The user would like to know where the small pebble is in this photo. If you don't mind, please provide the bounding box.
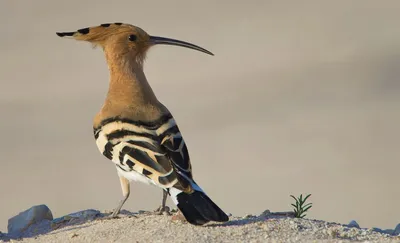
[394,223,400,235]
[8,204,53,236]
[348,220,360,228]
[260,209,271,217]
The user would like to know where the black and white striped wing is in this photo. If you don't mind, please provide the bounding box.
[94,115,194,191]
[110,139,179,188]
[160,128,194,192]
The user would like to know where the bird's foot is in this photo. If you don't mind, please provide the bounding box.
[102,195,130,220]
[97,211,120,221]
[103,209,121,219]
[153,205,171,215]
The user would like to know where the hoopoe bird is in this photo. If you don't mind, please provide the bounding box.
[56,23,229,225]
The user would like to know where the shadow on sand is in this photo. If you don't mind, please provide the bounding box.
[206,210,297,227]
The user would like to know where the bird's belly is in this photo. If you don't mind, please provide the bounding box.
[116,166,157,186]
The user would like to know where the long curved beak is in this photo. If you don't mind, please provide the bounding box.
[149,36,214,56]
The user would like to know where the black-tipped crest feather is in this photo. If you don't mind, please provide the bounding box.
[56,31,75,37]
[55,23,128,39]
[77,28,90,34]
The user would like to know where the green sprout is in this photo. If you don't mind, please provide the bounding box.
[290,194,312,218]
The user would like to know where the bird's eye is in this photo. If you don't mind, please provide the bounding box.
[128,34,137,42]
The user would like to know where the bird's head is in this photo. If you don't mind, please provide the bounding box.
[56,23,213,65]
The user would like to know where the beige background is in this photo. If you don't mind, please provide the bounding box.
[0,0,399,232]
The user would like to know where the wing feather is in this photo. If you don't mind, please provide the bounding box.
[162,131,192,176]
[98,115,194,191]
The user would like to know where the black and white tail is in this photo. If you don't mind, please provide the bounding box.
[169,182,229,225]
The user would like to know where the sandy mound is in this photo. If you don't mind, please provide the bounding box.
[1,208,399,243]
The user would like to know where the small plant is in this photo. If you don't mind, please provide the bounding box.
[290,193,312,218]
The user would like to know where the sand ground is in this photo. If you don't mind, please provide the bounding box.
[2,210,400,243]
[0,0,399,234]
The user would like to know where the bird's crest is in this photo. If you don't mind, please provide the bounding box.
[56,22,137,48]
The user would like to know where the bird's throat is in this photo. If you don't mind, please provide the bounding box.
[105,57,158,108]
[93,52,162,128]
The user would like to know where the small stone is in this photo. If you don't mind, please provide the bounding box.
[70,232,78,238]
[394,223,400,235]
[260,210,271,217]
[138,210,147,214]
[8,205,53,235]
[348,220,360,228]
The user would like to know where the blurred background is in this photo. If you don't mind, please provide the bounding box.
[0,0,399,232]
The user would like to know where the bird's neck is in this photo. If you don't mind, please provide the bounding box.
[106,59,157,105]
[96,54,160,124]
